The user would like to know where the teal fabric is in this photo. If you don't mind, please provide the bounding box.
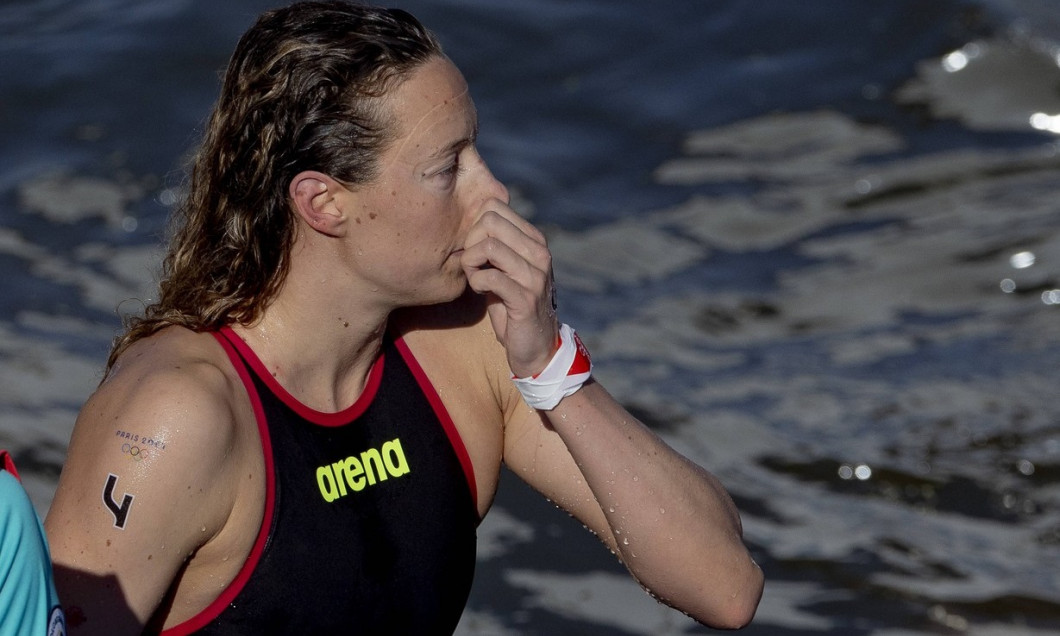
[0,469,64,636]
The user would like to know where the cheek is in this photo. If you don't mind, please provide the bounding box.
[362,186,458,245]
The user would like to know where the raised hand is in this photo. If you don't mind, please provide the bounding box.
[460,198,559,378]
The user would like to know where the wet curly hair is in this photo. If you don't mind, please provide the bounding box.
[108,1,442,370]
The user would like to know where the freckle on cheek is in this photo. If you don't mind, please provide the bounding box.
[369,212,377,220]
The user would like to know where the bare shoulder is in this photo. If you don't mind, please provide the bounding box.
[391,291,525,411]
[77,327,242,464]
[46,327,251,628]
[391,291,505,385]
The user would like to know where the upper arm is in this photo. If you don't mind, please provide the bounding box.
[45,356,241,632]
[417,296,617,545]
[396,294,621,546]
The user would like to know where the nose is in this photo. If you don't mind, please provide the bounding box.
[483,166,509,205]
[474,153,508,205]
[466,147,508,206]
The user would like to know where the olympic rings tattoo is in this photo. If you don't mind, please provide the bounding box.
[121,443,148,461]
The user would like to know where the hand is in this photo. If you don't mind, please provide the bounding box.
[461,198,559,377]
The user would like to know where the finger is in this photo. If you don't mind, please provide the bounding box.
[460,239,551,309]
[462,233,550,279]
[464,224,551,279]
[464,265,532,305]
[464,266,550,334]
[465,206,548,265]
[475,197,545,244]
[468,267,559,375]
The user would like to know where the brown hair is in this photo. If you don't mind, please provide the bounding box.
[108,1,442,370]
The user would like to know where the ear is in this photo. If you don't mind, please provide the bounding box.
[289,171,348,238]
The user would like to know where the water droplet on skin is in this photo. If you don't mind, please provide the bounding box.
[659,507,665,515]
[608,506,615,513]
[632,476,639,482]
[622,538,629,545]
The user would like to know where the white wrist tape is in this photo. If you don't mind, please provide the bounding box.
[512,323,593,410]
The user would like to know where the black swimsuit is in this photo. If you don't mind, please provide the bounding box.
[162,327,479,634]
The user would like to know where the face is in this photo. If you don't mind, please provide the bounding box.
[335,56,509,307]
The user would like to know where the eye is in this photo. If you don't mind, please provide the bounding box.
[438,161,459,178]
[434,155,468,183]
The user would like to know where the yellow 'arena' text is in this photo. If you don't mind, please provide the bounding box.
[316,438,410,502]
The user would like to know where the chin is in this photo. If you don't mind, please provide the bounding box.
[415,278,469,307]
[439,279,471,304]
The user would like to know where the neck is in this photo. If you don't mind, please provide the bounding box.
[231,281,393,414]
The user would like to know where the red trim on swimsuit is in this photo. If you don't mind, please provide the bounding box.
[214,326,385,427]
[392,336,479,516]
[161,328,478,632]
[160,332,278,635]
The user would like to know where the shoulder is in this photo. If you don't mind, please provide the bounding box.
[391,292,504,378]
[391,292,516,408]
[66,327,248,500]
[46,327,257,625]
[65,330,241,484]
[105,326,233,393]
[93,328,240,443]
[55,325,246,497]
[46,327,250,610]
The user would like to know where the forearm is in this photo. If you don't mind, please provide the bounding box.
[545,381,763,628]
[461,200,762,625]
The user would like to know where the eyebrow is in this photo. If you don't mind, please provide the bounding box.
[429,121,479,160]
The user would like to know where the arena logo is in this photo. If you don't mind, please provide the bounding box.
[315,438,410,503]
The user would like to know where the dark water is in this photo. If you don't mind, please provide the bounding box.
[3,0,1060,633]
